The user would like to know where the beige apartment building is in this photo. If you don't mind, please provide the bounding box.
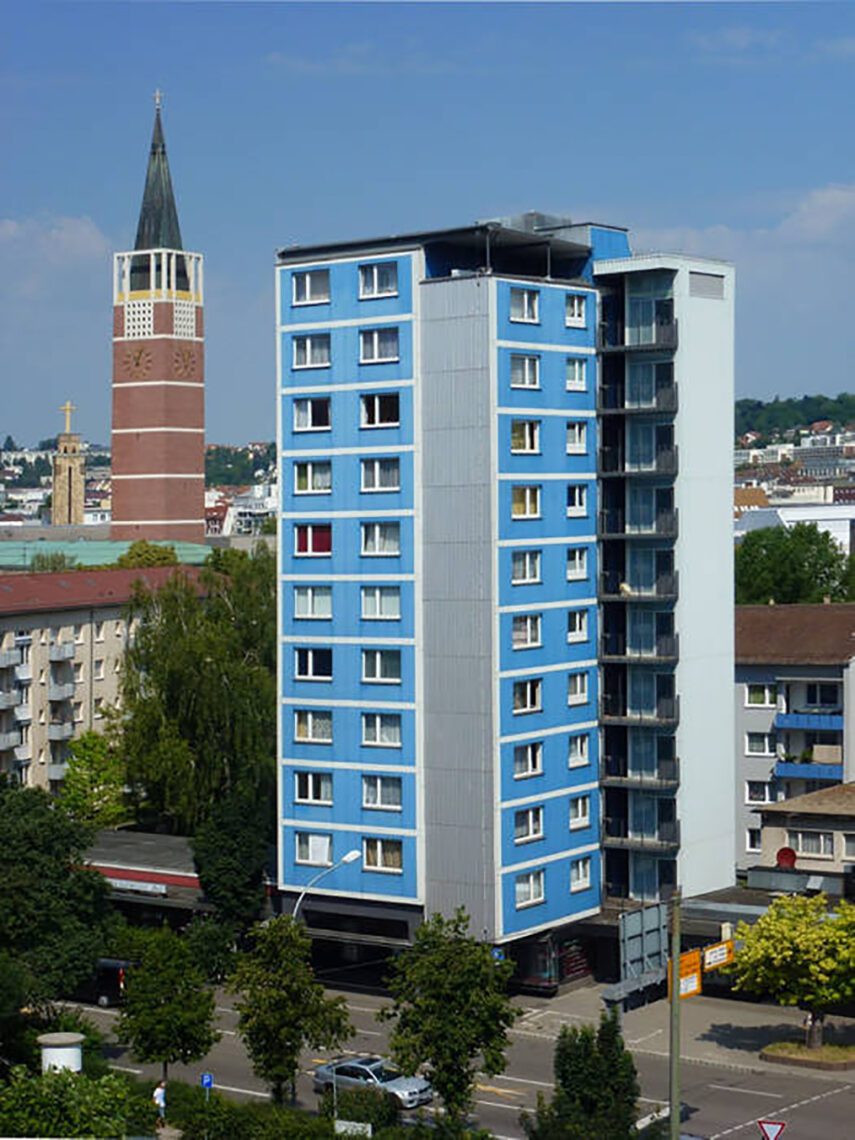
[0,567,196,790]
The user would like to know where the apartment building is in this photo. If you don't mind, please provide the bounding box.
[276,213,734,984]
[735,604,855,870]
[0,567,195,790]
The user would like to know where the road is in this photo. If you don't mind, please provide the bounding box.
[83,991,855,1139]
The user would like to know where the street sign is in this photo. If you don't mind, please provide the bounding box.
[200,1072,214,1089]
[703,939,734,972]
[757,1122,786,1140]
[668,948,702,1000]
[491,946,505,961]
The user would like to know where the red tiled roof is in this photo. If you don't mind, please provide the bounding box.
[0,566,203,617]
[736,604,855,665]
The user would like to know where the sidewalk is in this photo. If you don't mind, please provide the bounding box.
[512,984,855,1078]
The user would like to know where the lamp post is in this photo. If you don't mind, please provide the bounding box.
[292,848,361,921]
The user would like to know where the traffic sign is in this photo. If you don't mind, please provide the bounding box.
[200,1072,214,1089]
[668,948,702,1000]
[703,939,734,972]
[757,1121,786,1140]
[491,947,505,962]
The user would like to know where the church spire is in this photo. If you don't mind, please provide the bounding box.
[134,92,183,252]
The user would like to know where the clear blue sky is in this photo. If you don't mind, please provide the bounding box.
[4,2,855,445]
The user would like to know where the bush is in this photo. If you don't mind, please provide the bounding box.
[0,1066,156,1138]
[20,1010,109,1078]
[320,1084,399,1129]
[163,1081,332,1139]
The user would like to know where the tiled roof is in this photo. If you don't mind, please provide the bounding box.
[736,604,855,665]
[0,566,202,617]
[760,782,855,819]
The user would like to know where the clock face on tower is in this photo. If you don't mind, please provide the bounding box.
[124,345,153,379]
[173,345,196,378]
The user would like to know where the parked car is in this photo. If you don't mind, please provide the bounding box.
[312,1055,433,1110]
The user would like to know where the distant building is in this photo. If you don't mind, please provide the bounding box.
[52,402,85,526]
[751,783,855,897]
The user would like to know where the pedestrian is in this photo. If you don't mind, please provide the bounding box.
[153,1080,166,1127]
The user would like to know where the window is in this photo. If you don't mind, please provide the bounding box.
[294,585,332,620]
[567,672,588,706]
[515,869,544,908]
[512,550,541,584]
[510,354,540,389]
[294,461,332,494]
[568,733,589,767]
[294,709,332,743]
[293,397,331,432]
[806,683,840,707]
[361,457,400,492]
[513,678,542,715]
[746,780,773,804]
[569,795,591,830]
[566,422,587,454]
[570,856,591,892]
[293,333,331,369]
[360,327,399,363]
[73,701,83,723]
[115,621,123,638]
[746,732,775,756]
[746,828,762,853]
[74,662,84,683]
[362,649,402,683]
[94,696,104,718]
[787,829,833,858]
[94,659,105,681]
[512,485,541,519]
[514,806,544,844]
[362,775,402,810]
[293,269,330,305]
[362,712,402,746]
[295,524,332,556]
[95,622,105,642]
[512,614,541,650]
[567,610,587,643]
[566,357,586,391]
[73,624,83,644]
[565,294,586,327]
[294,647,333,681]
[513,741,543,778]
[361,586,401,620]
[844,834,855,860]
[361,522,400,556]
[360,261,398,298]
[361,392,400,427]
[566,547,587,580]
[295,771,332,803]
[364,837,403,872]
[510,287,539,323]
[511,420,540,454]
[746,683,777,707]
[566,485,587,516]
[296,832,332,865]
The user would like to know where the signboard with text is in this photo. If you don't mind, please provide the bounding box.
[668,948,702,1000]
[703,939,734,972]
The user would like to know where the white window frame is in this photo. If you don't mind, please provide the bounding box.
[362,774,403,811]
[746,828,762,853]
[361,586,401,620]
[567,609,587,643]
[510,287,540,324]
[787,829,834,858]
[512,485,541,520]
[570,856,592,892]
[512,549,541,585]
[294,771,333,804]
[294,460,332,495]
[843,834,855,861]
[569,795,591,831]
[510,354,540,389]
[294,708,332,744]
[94,659,105,681]
[292,333,331,369]
[361,457,400,493]
[513,678,542,715]
[359,261,398,299]
[515,869,545,909]
[568,733,589,768]
[511,419,541,454]
[294,523,332,557]
[566,422,587,455]
[294,647,333,682]
[295,831,332,866]
[514,806,544,844]
[293,397,331,432]
[566,485,587,517]
[745,683,777,707]
[565,293,586,328]
[361,522,401,557]
[360,392,400,428]
[95,622,105,642]
[512,613,542,650]
[294,585,332,620]
[746,732,775,756]
[566,357,586,391]
[359,327,400,364]
[513,741,543,779]
[362,648,402,684]
[567,671,588,706]
[362,712,402,747]
[93,696,105,719]
[293,268,330,306]
[745,780,774,805]
[364,836,403,873]
[567,546,587,580]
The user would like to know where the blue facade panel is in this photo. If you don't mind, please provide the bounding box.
[279,255,415,326]
[498,416,595,476]
[499,728,598,802]
[499,666,598,739]
[282,581,415,640]
[500,789,599,867]
[287,644,415,704]
[282,834,418,900]
[498,348,596,411]
[497,479,597,542]
[281,453,414,515]
[281,388,414,452]
[773,761,843,782]
[498,605,597,673]
[774,712,844,731]
[280,518,415,577]
[495,279,596,348]
[281,323,413,388]
[497,542,598,607]
[282,706,416,767]
[500,852,601,938]
[283,768,417,833]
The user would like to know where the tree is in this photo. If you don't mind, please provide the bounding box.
[59,730,129,831]
[2,434,18,451]
[117,927,219,1080]
[192,787,271,933]
[116,540,178,568]
[231,916,351,1105]
[730,893,855,1047]
[28,551,76,572]
[0,1066,156,1138]
[735,523,849,604]
[0,780,112,1006]
[379,908,517,1127]
[182,917,236,984]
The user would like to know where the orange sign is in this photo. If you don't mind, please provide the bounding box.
[668,948,702,1000]
[703,939,734,973]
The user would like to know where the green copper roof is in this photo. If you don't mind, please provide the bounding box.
[134,106,183,252]
[0,540,210,570]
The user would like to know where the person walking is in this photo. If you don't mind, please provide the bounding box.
[152,1080,166,1127]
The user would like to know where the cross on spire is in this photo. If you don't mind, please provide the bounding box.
[154,88,163,111]
[59,400,77,434]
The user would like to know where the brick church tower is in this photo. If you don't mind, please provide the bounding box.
[111,95,204,542]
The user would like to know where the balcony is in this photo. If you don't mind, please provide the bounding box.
[48,682,75,702]
[774,710,843,732]
[597,319,678,354]
[14,704,31,723]
[599,634,679,664]
[13,662,31,682]
[774,759,843,783]
[602,816,681,851]
[0,690,21,710]
[47,721,74,742]
[0,649,22,668]
[601,754,680,790]
[598,509,679,541]
[597,382,679,416]
[48,642,75,663]
[0,730,22,751]
[598,446,679,479]
[13,742,31,763]
[600,694,680,728]
[599,571,679,602]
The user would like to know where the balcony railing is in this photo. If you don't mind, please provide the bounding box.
[602,816,681,850]
[598,509,679,540]
[597,383,679,415]
[48,682,75,702]
[0,690,22,710]
[47,721,74,742]
[774,710,844,732]
[600,694,680,727]
[48,642,75,663]
[13,662,31,682]
[601,754,680,789]
[773,759,843,783]
[597,319,678,354]
[0,649,22,668]
[14,704,31,723]
[599,634,679,663]
[0,730,23,751]
[599,571,679,602]
[13,742,31,763]
[598,446,679,479]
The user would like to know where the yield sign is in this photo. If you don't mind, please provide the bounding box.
[757,1122,786,1140]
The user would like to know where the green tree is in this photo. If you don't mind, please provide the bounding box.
[192,788,271,934]
[735,523,849,604]
[2,434,18,451]
[730,893,855,1047]
[116,539,178,568]
[28,551,77,572]
[0,781,112,1006]
[117,927,219,1080]
[182,917,236,984]
[379,908,517,1128]
[0,1066,156,1138]
[231,916,351,1105]
[59,730,129,830]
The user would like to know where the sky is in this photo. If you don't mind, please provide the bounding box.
[4,1,855,446]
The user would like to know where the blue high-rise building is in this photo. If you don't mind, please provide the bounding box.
[275,213,734,987]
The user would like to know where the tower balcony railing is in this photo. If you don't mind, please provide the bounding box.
[598,446,679,478]
[597,382,679,415]
[602,817,681,851]
[599,571,679,602]
[114,249,204,305]
[599,634,679,664]
[598,509,679,541]
[600,754,680,789]
[597,319,678,354]
[600,694,680,728]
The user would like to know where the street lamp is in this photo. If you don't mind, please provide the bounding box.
[292,848,361,921]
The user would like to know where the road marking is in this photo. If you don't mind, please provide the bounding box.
[219,1029,236,1036]
[709,1084,783,1099]
[213,1082,269,1099]
[347,1004,383,1014]
[476,1083,522,1099]
[109,1064,142,1075]
[709,1084,848,1138]
[477,1098,527,1111]
[628,1028,664,1045]
[484,1074,552,1089]
[216,1005,237,1014]
[356,1028,383,1037]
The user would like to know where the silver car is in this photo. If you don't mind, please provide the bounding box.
[312,1055,434,1110]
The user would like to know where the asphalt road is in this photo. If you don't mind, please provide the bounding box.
[82,993,855,1139]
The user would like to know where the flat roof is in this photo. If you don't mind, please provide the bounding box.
[736,603,855,665]
[88,829,196,876]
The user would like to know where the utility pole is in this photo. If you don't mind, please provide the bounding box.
[669,886,682,1140]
